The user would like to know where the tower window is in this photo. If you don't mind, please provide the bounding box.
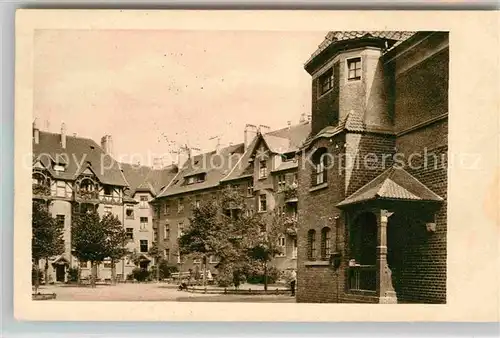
[318,68,334,95]
[347,57,362,81]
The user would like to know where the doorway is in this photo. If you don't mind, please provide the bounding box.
[55,265,66,282]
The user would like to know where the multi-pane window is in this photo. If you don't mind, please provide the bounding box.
[140,217,148,230]
[318,68,334,95]
[56,214,65,227]
[209,255,220,264]
[277,175,286,191]
[292,173,298,186]
[259,160,268,179]
[164,223,170,240]
[164,201,170,215]
[79,261,88,268]
[347,57,362,81]
[140,240,148,253]
[307,229,317,260]
[320,227,332,260]
[177,251,182,264]
[177,198,184,213]
[259,194,267,212]
[312,148,328,186]
[103,259,112,268]
[126,228,133,240]
[292,238,298,259]
[277,236,286,257]
[125,207,134,219]
[194,197,201,209]
[247,181,254,196]
[177,223,184,238]
[56,181,66,197]
[139,196,148,209]
[165,249,170,260]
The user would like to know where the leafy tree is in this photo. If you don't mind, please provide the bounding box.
[32,201,65,293]
[72,210,108,287]
[148,241,162,281]
[179,186,263,289]
[102,213,128,284]
[247,209,287,291]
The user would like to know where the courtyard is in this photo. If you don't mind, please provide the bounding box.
[35,283,296,303]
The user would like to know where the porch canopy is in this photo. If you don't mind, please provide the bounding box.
[337,166,443,208]
[336,166,443,303]
[50,254,70,266]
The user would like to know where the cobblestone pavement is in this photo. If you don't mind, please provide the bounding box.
[37,283,296,302]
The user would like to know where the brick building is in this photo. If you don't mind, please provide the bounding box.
[296,31,448,303]
[32,122,177,282]
[152,121,311,278]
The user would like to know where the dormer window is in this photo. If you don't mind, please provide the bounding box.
[186,173,206,185]
[318,68,334,95]
[53,163,66,172]
[347,57,362,81]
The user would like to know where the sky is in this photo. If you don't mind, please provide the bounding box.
[33,29,327,166]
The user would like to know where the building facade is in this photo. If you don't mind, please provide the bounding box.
[152,121,311,279]
[32,122,177,283]
[296,31,448,303]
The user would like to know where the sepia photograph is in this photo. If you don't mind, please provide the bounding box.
[29,28,449,304]
[14,9,499,322]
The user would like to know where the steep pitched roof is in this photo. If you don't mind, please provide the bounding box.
[337,166,443,207]
[305,31,415,72]
[33,131,128,186]
[222,122,311,182]
[157,143,245,198]
[119,162,178,197]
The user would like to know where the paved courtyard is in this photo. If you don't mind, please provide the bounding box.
[36,283,296,302]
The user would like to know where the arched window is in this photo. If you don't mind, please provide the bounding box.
[320,227,332,260]
[311,148,328,186]
[307,229,317,260]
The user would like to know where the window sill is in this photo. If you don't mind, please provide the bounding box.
[309,183,328,193]
[304,261,330,266]
[139,229,148,232]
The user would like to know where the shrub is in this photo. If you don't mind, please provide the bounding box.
[215,267,233,287]
[150,261,179,280]
[131,268,150,282]
[246,266,281,284]
[67,267,79,282]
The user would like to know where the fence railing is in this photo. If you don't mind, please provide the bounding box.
[348,265,376,292]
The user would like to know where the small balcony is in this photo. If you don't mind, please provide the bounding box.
[32,183,51,199]
[75,189,99,202]
[283,215,298,237]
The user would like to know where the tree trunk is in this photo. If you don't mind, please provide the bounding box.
[90,261,97,288]
[44,258,49,286]
[77,266,81,285]
[34,259,40,294]
[264,261,268,292]
[156,257,160,282]
[202,255,207,293]
[111,259,117,285]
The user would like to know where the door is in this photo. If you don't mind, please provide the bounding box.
[56,265,66,282]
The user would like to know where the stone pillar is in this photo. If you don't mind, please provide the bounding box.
[376,209,397,304]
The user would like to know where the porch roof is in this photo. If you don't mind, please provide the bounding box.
[337,166,443,207]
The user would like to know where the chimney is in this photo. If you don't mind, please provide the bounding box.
[287,121,292,130]
[299,113,306,123]
[60,122,67,149]
[244,124,258,151]
[101,135,113,156]
[33,118,40,144]
[258,124,270,134]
